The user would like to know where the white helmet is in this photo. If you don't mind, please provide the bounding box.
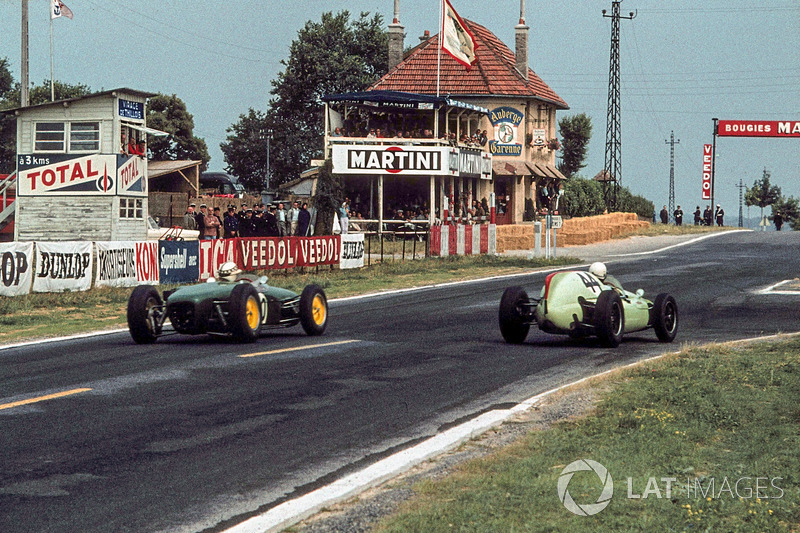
[217,261,242,281]
[589,262,607,281]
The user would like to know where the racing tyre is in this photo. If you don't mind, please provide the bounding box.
[594,290,624,348]
[653,293,678,343]
[499,286,531,344]
[229,284,262,343]
[300,285,328,336]
[127,285,163,344]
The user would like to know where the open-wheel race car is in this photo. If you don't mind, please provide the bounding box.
[499,262,678,347]
[127,262,328,344]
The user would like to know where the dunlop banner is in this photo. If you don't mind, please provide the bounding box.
[0,242,34,296]
[33,241,93,292]
[340,233,365,269]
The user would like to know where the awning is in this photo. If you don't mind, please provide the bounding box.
[322,90,489,115]
[492,160,567,179]
[124,122,169,137]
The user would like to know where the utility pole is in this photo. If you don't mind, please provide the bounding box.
[735,179,746,228]
[602,1,635,212]
[665,131,679,221]
[21,0,30,106]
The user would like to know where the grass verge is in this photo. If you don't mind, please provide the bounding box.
[615,224,740,239]
[0,254,578,344]
[376,338,800,532]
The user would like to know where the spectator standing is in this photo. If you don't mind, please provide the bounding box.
[265,205,279,236]
[289,201,300,235]
[201,205,220,239]
[774,211,783,231]
[212,207,224,239]
[673,205,683,226]
[239,209,256,237]
[277,202,288,236]
[183,204,197,230]
[195,204,208,237]
[223,207,239,238]
[703,205,712,226]
[693,206,702,225]
[338,198,350,234]
[297,203,311,237]
[715,204,725,226]
[659,205,669,224]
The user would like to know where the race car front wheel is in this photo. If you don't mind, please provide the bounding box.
[300,285,328,336]
[127,285,164,344]
[653,293,678,343]
[595,290,624,348]
[499,286,531,344]
[229,284,262,343]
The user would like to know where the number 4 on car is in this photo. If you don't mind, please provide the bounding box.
[127,262,328,343]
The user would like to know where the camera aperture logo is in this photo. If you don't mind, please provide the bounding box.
[557,459,614,516]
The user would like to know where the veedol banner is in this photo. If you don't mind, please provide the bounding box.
[340,233,365,269]
[238,236,341,270]
[95,241,137,287]
[0,242,34,296]
[33,241,93,292]
[199,238,237,280]
[159,240,199,284]
[702,144,712,200]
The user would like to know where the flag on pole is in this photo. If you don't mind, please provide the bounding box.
[440,0,477,70]
[51,0,74,20]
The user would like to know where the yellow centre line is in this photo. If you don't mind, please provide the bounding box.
[0,388,92,411]
[239,339,361,359]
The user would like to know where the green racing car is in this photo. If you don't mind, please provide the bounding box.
[499,262,678,347]
[127,261,328,344]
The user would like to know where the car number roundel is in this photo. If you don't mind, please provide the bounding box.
[258,293,269,325]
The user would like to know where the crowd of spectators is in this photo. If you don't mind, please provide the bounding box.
[330,124,489,148]
[183,201,313,239]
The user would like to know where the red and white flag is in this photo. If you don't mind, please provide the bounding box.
[51,0,74,20]
[440,0,477,70]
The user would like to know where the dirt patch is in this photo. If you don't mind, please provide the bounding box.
[292,385,606,533]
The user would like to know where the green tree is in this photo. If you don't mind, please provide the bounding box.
[220,109,271,191]
[562,176,605,218]
[223,11,387,187]
[557,113,592,178]
[744,168,781,223]
[617,187,655,219]
[771,196,800,231]
[145,93,210,171]
[0,75,92,172]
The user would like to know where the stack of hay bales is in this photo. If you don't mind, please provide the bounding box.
[495,213,649,252]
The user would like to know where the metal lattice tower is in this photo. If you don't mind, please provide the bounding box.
[665,131,679,219]
[602,1,635,211]
[736,179,746,227]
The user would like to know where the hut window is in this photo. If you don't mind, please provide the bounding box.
[69,122,100,152]
[34,122,65,152]
[120,198,144,219]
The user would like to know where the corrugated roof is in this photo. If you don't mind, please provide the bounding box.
[371,20,568,109]
[148,160,201,179]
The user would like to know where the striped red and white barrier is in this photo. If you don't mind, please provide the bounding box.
[430,224,496,256]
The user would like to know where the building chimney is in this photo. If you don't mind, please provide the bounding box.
[388,0,405,71]
[420,30,431,43]
[515,0,529,79]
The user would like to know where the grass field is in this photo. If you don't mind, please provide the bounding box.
[376,338,800,532]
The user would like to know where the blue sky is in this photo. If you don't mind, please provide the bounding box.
[1,0,798,218]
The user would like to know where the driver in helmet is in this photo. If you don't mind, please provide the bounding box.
[589,262,623,292]
[216,261,243,282]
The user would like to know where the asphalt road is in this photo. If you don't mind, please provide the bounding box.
[1,230,798,532]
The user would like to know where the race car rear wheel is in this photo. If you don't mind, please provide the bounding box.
[653,293,679,343]
[499,286,531,344]
[300,285,328,336]
[229,284,262,343]
[127,285,163,344]
[595,290,624,348]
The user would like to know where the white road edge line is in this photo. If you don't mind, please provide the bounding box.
[223,331,800,533]
[0,231,740,352]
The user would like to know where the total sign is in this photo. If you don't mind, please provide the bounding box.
[117,155,147,196]
[17,154,117,196]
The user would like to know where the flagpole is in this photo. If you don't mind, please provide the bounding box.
[50,10,55,101]
[436,0,443,97]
